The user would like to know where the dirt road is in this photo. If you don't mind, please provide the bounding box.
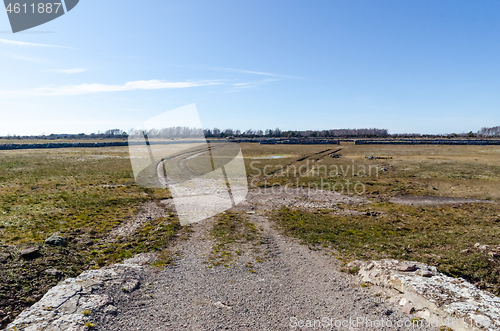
[93,190,436,330]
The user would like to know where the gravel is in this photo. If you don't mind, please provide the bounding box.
[93,190,437,330]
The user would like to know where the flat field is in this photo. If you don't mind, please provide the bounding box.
[0,142,499,326]
[241,142,500,295]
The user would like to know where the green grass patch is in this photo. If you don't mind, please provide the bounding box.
[0,149,179,327]
[272,202,500,295]
[208,212,261,267]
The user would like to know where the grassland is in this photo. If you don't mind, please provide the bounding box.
[240,143,500,200]
[0,147,179,326]
[239,142,500,295]
[0,141,499,326]
[272,204,500,295]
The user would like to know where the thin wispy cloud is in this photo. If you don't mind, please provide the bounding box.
[54,68,87,74]
[227,79,278,93]
[0,80,222,97]
[211,66,299,79]
[0,38,73,49]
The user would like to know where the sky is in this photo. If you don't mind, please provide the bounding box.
[1,0,500,135]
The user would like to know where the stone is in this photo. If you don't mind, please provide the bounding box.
[347,260,363,270]
[415,310,430,319]
[103,305,117,316]
[402,302,415,314]
[7,255,148,331]
[470,314,492,328]
[488,252,499,258]
[418,269,434,277]
[45,233,66,246]
[213,301,232,309]
[358,259,500,330]
[397,263,417,272]
[475,243,489,250]
[20,246,40,259]
[460,249,470,253]
[45,269,63,277]
[78,294,113,312]
[121,279,140,293]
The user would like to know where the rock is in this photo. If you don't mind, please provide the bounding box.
[470,314,492,328]
[103,305,118,316]
[45,269,62,277]
[122,279,140,293]
[402,302,415,314]
[213,301,232,309]
[7,254,148,331]
[20,246,39,259]
[418,268,434,277]
[488,251,498,258]
[415,310,431,319]
[45,233,66,246]
[475,243,489,250]
[358,259,500,330]
[460,249,470,253]
[397,263,417,272]
[381,168,388,172]
[347,260,363,270]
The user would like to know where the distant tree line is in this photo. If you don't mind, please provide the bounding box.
[478,126,500,137]
[4,125,500,140]
[0,129,127,140]
[129,127,205,139]
[203,128,389,138]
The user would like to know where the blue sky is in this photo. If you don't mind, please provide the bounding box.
[1,0,500,135]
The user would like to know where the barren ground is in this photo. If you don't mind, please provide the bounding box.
[92,189,437,330]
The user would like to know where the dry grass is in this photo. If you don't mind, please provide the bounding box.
[273,202,500,295]
[240,143,500,200]
[0,147,177,327]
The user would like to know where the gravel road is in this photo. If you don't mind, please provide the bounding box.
[91,189,437,331]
